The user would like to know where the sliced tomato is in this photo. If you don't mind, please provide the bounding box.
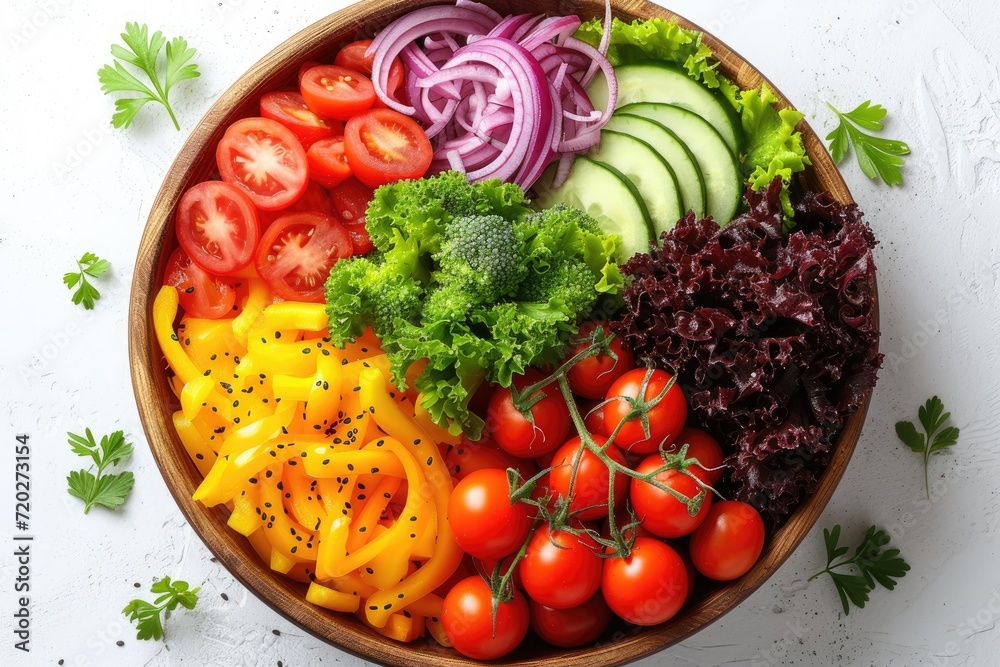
[254,211,352,302]
[217,117,309,211]
[297,60,322,85]
[345,225,374,255]
[257,180,333,228]
[260,91,336,149]
[306,136,352,189]
[334,40,405,103]
[164,247,237,319]
[330,177,375,254]
[344,108,433,188]
[299,65,376,122]
[176,180,259,275]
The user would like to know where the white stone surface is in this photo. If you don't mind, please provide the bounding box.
[2,0,999,665]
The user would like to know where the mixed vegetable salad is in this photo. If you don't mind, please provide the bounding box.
[153,0,880,658]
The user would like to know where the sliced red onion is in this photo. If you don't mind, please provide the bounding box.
[455,0,504,24]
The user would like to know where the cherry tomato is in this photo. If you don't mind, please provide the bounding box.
[297,60,322,85]
[602,368,688,455]
[584,401,606,434]
[164,247,237,319]
[530,593,612,648]
[254,211,352,302]
[329,177,375,254]
[566,322,635,399]
[175,180,259,276]
[300,65,376,121]
[260,91,335,148]
[334,39,405,102]
[630,456,712,539]
[442,576,529,660]
[344,108,433,188]
[445,438,537,483]
[447,468,533,561]
[665,427,726,485]
[216,117,309,211]
[475,554,524,591]
[305,136,350,190]
[257,180,333,228]
[345,224,374,255]
[487,369,571,459]
[520,525,602,610]
[602,537,688,626]
[689,500,765,581]
[548,435,628,521]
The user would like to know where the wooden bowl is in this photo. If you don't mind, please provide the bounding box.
[129,0,875,664]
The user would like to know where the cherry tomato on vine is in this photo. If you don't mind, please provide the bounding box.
[601,537,688,626]
[488,369,571,458]
[216,117,309,211]
[164,247,237,319]
[442,576,529,660]
[254,211,352,302]
[689,500,765,581]
[547,435,628,521]
[300,65,376,121]
[445,438,537,483]
[176,180,259,275]
[520,525,602,609]
[447,468,533,561]
[530,593,612,648]
[629,455,712,539]
[344,108,433,188]
[664,427,726,485]
[602,368,687,455]
[566,322,635,399]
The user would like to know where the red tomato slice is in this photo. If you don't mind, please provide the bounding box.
[176,180,259,275]
[329,177,375,254]
[334,40,405,103]
[164,246,237,319]
[260,91,335,149]
[216,117,309,211]
[344,108,433,188]
[300,65,376,122]
[297,60,322,85]
[257,180,333,228]
[306,136,352,189]
[254,212,352,302]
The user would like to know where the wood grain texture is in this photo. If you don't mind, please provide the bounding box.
[128,1,877,665]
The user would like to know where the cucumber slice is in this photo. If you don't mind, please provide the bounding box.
[588,62,743,155]
[589,130,683,239]
[620,102,742,224]
[604,114,707,219]
[534,156,653,261]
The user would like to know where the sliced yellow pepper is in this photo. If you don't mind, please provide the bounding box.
[153,286,203,386]
[259,464,318,564]
[283,462,327,534]
[232,278,270,346]
[179,316,246,380]
[172,411,216,477]
[227,479,260,537]
[262,301,328,332]
[306,582,360,613]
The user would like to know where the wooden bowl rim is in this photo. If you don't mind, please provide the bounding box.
[128,1,875,665]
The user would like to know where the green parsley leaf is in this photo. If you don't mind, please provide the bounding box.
[124,577,201,641]
[826,101,910,186]
[98,22,200,130]
[895,396,960,497]
[64,252,112,310]
[809,525,909,615]
[65,430,135,513]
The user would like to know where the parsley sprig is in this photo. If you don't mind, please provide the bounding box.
[64,252,112,310]
[809,525,909,615]
[895,396,960,498]
[826,101,910,186]
[123,577,200,641]
[66,429,135,513]
[98,22,200,130]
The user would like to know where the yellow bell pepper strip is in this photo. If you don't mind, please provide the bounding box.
[300,450,406,480]
[330,571,445,619]
[306,582,361,613]
[227,479,261,537]
[359,524,410,590]
[341,355,393,388]
[305,351,344,431]
[263,301,328,332]
[172,411,216,477]
[154,286,201,384]
[270,548,298,574]
[357,608,424,642]
[358,368,463,628]
[272,375,313,402]
[218,405,294,458]
[180,375,215,421]
[247,329,328,378]
[283,462,327,534]
[285,561,317,583]
[245,523,273,564]
[344,476,403,555]
[410,504,437,561]
[232,278,270,346]
[316,478,347,517]
[315,515,352,581]
[414,398,461,445]
[425,616,451,647]
[179,316,247,380]
[338,326,385,362]
[259,463,318,564]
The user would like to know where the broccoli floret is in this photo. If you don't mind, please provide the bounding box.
[518,259,598,316]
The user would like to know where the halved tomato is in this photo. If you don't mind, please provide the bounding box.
[176,180,259,275]
[260,91,336,148]
[164,247,237,319]
[257,180,333,228]
[334,40,405,103]
[216,117,309,211]
[300,65,376,122]
[344,108,433,188]
[254,212,353,302]
[297,60,322,85]
[330,178,375,254]
[307,136,352,189]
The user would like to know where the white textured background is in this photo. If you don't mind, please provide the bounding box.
[2,0,999,665]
